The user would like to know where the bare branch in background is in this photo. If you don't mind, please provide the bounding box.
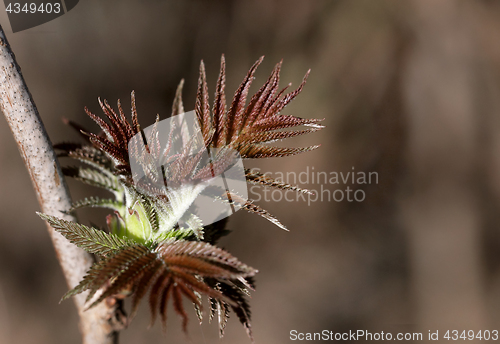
[402,0,486,332]
[0,25,120,344]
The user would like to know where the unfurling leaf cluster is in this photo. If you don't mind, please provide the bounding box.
[39,55,323,340]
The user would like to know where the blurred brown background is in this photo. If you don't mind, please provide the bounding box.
[2,0,500,343]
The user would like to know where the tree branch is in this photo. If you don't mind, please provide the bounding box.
[0,25,120,344]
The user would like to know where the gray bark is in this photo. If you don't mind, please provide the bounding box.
[0,25,118,344]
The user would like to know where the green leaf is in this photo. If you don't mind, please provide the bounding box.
[69,196,124,212]
[37,212,131,256]
[62,166,122,194]
[66,146,113,172]
[138,195,159,232]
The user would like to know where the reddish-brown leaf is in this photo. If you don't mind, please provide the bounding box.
[212,55,227,147]
[226,56,264,144]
